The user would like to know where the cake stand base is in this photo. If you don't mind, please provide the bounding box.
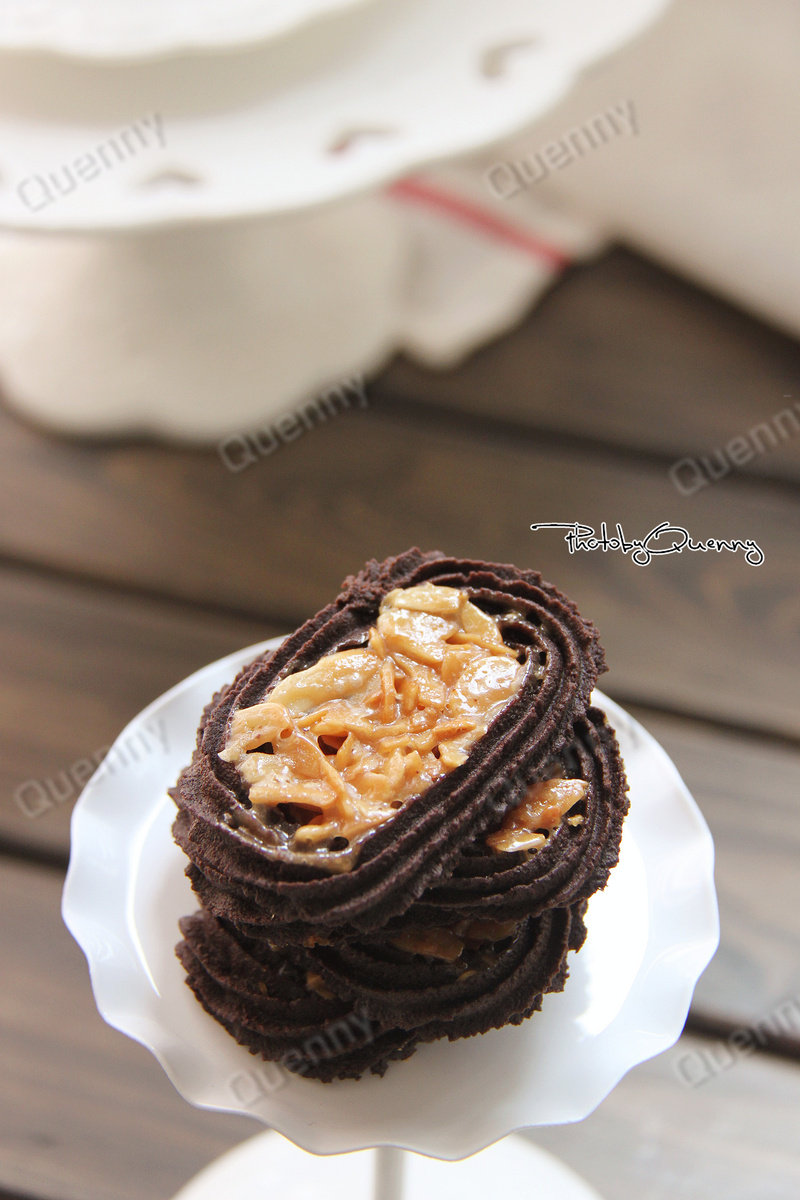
[170,1132,604,1200]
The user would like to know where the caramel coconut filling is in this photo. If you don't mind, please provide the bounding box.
[385,776,589,962]
[390,916,521,963]
[486,778,588,853]
[219,583,527,858]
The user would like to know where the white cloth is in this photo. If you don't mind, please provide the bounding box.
[477,0,800,338]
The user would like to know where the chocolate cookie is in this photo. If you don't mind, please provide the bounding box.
[172,549,607,935]
[171,549,627,1079]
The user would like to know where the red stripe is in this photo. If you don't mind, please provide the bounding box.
[387,177,572,270]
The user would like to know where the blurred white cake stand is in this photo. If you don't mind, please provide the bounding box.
[63,635,718,1199]
[169,1130,604,1200]
[0,0,669,439]
[0,0,669,231]
[0,0,376,60]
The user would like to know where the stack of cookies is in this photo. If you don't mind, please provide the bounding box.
[171,550,629,1080]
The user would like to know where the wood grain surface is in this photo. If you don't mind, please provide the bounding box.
[377,249,800,485]
[630,709,800,1031]
[0,566,274,859]
[1,401,797,736]
[532,1036,800,1200]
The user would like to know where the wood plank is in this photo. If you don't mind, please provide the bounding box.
[0,402,798,736]
[531,1034,800,1199]
[0,566,277,858]
[0,857,252,1200]
[377,249,800,484]
[627,707,800,1033]
[2,857,799,1200]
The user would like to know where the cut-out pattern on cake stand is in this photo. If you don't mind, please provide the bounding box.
[0,0,669,440]
[0,0,670,230]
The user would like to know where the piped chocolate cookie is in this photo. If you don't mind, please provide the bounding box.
[176,901,587,1081]
[172,549,607,935]
[171,549,627,1079]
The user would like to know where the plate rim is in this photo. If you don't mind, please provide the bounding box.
[63,635,719,1157]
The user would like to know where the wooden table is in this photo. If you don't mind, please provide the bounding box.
[1,248,798,1200]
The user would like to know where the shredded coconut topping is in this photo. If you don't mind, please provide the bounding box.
[219,583,527,854]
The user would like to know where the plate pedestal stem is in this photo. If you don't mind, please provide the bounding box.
[374,1147,405,1200]
[168,1133,607,1198]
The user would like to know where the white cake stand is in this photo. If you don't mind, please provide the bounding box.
[0,0,670,231]
[0,0,376,60]
[62,636,718,1199]
[0,0,669,439]
[169,1130,604,1200]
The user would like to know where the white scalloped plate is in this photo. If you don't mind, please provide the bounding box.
[0,0,375,61]
[63,635,718,1159]
[0,0,670,230]
[170,1132,605,1199]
